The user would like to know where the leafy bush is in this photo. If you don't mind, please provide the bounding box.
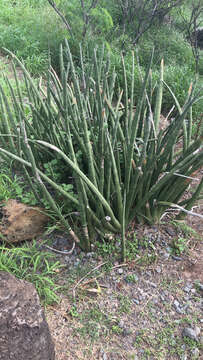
[0,43,202,260]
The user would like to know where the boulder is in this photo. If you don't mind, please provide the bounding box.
[0,199,49,243]
[0,271,55,360]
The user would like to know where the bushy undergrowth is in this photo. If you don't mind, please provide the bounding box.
[0,43,202,260]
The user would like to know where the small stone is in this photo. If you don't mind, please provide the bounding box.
[182,327,198,341]
[149,282,157,288]
[162,252,170,260]
[172,255,182,261]
[119,320,125,328]
[166,228,176,236]
[86,252,94,258]
[123,327,132,336]
[184,286,191,293]
[174,300,180,307]
[194,326,201,337]
[191,288,196,294]
[199,319,203,323]
[102,353,108,360]
[133,299,140,305]
[191,348,199,358]
[166,246,172,253]
[156,266,162,274]
[117,268,124,275]
[198,283,203,291]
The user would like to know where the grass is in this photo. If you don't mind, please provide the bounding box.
[0,240,63,305]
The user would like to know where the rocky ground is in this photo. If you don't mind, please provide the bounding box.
[45,207,203,360]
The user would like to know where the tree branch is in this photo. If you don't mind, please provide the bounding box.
[47,0,73,37]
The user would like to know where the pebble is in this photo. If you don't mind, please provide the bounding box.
[166,228,176,236]
[198,283,203,291]
[166,246,172,253]
[174,300,180,307]
[162,251,170,260]
[182,327,200,341]
[191,348,200,358]
[156,266,162,274]
[117,268,124,274]
[149,282,157,288]
[86,252,94,258]
[199,336,203,345]
[118,320,125,328]
[174,300,184,314]
[194,326,200,336]
[172,255,182,261]
[133,299,140,305]
[183,286,191,293]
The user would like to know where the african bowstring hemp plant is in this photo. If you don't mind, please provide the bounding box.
[0,41,202,261]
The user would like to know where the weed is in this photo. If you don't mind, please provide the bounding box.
[118,294,132,314]
[0,241,62,305]
[171,237,188,255]
[111,324,123,334]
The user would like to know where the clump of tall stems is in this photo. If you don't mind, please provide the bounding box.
[0,41,202,259]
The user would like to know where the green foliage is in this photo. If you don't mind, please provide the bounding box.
[90,7,114,35]
[171,237,188,255]
[0,241,61,305]
[0,1,68,74]
[0,44,202,259]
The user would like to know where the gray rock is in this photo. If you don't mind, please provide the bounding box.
[182,327,199,341]
[0,272,55,360]
[117,268,124,275]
